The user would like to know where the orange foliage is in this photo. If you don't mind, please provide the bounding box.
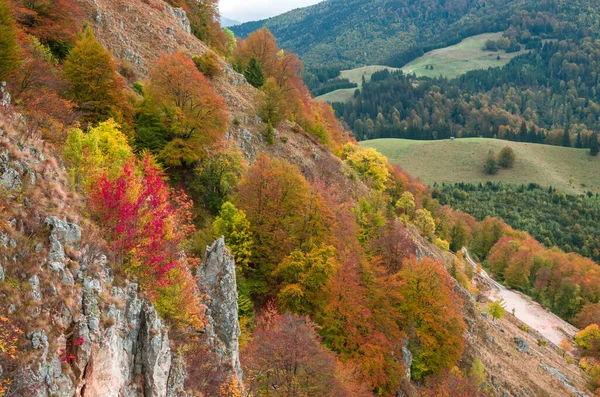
[0,313,23,396]
[147,52,228,167]
[9,0,83,58]
[243,311,358,397]
[418,368,489,397]
[235,153,333,299]
[235,27,352,151]
[398,258,467,380]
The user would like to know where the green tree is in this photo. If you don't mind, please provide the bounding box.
[274,245,339,315]
[0,1,20,81]
[213,202,253,271]
[562,125,571,147]
[498,146,516,168]
[450,221,468,252]
[469,357,486,387]
[396,191,416,219]
[193,149,243,213]
[414,208,436,237]
[63,26,127,124]
[484,151,499,175]
[488,299,506,320]
[63,119,134,188]
[590,133,599,156]
[258,77,285,125]
[244,56,266,88]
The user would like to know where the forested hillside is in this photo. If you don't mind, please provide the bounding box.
[434,182,600,263]
[1,0,600,396]
[232,0,525,70]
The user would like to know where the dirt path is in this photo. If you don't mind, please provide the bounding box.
[463,249,579,345]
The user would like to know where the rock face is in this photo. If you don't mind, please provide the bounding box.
[540,363,588,397]
[15,218,181,397]
[197,238,243,383]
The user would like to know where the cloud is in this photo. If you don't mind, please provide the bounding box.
[220,0,323,22]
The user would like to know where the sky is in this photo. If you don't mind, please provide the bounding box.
[220,0,323,23]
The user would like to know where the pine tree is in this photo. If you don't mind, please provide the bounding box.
[590,133,599,157]
[519,121,527,142]
[576,132,583,148]
[63,26,127,124]
[562,125,571,147]
[244,56,266,88]
[0,1,20,81]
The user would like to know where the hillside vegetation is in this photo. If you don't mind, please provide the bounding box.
[360,138,600,195]
[3,0,600,396]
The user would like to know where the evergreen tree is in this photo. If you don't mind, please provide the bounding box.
[63,26,127,124]
[562,125,571,147]
[576,132,583,148]
[590,133,599,156]
[527,125,538,143]
[244,56,266,88]
[0,1,20,81]
[519,121,528,142]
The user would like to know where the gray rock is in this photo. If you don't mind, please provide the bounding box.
[0,150,22,190]
[514,336,531,354]
[137,304,172,397]
[1,81,11,107]
[401,339,413,381]
[29,275,42,301]
[540,363,588,397]
[167,354,188,397]
[166,6,191,34]
[0,262,4,282]
[197,238,243,384]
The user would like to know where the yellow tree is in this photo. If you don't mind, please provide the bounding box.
[0,1,21,81]
[63,26,128,124]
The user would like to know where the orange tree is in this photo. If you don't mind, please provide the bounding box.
[146,52,227,167]
[397,258,467,380]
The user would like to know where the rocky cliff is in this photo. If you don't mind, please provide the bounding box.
[0,108,241,396]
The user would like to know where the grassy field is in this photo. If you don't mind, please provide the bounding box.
[360,138,600,195]
[317,33,528,102]
[400,32,528,79]
[316,65,399,103]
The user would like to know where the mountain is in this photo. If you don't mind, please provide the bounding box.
[231,0,527,70]
[1,0,599,396]
[220,15,240,27]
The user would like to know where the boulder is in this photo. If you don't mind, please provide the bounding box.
[514,336,531,354]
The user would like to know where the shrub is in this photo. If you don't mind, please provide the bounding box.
[488,299,506,320]
[484,151,499,175]
[193,51,221,79]
[434,237,450,251]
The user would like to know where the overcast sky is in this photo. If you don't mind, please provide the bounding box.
[220,0,323,23]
